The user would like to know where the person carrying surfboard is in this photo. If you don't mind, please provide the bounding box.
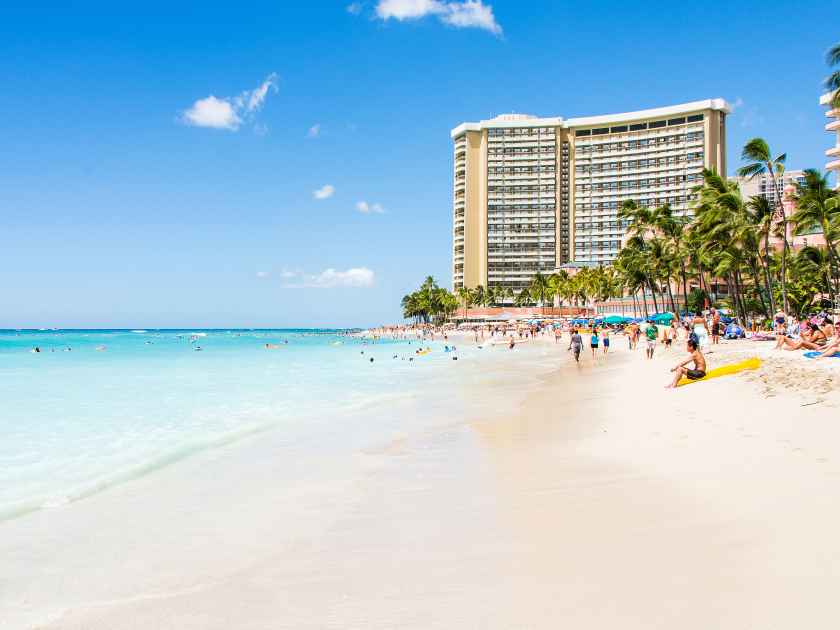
[665,338,706,389]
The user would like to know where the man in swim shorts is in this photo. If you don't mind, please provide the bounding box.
[645,321,658,359]
[666,338,707,388]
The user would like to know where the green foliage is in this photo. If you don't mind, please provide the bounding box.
[401,276,459,323]
[686,288,707,314]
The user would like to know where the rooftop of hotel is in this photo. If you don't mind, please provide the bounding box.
[451,98,732,138]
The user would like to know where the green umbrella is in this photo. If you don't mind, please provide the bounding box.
[604,315,626,325]
[652,312,675,324]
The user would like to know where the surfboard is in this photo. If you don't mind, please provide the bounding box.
[677,357,761,386]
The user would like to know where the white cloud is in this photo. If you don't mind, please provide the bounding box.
[356,200,385,214]
[307,124,321,138]
[347,2,363,14]
[280,267,375,289]
[181,73,278,131]
[182,96,241,130]
[314,184,335,200]
[375,0,501,34]
[731,96,744,110]
[256,271,270,278]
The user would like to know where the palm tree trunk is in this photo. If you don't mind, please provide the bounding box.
[647,277,659,313]
[697,262,708,299]
[767,166,789,313]
[665,276,677,314]
[761,228,776,315]
[640,285,650,318]
[632,290,638,318]
[679,260,689,317]
[749,262,769,318]
[734,269,747,324]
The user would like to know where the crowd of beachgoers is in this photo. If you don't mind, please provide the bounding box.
[364,306,840,389]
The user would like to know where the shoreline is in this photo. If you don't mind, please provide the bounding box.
[4,337,840,628]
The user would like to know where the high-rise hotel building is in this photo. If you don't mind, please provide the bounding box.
[451,99,729,292]
[820,91,840,188]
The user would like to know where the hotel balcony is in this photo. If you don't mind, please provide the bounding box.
[826,146,840,158]
[827,159,840,172]
[826,120,840,132]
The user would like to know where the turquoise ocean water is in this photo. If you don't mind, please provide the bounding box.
[0,329,532,521]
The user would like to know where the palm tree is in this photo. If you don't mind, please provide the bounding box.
[737,138,789,312]
[457,286,473,319]
[654,204,691,314]
[529,272,551,312]
[827,41,840,108]
[473,284,486,309]
[514,288,531,307]
[745,195,776,314]
[791,169,840,297]
[548,271,569,309]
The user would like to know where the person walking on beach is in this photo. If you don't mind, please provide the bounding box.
[568,328,583,363]
[645,321,658,359]
[663,323,673,350]
[601,327,610,355]
[692,312,710,349]
[590,327,599,359]
[710,309,721,345]
[666,338,707,388]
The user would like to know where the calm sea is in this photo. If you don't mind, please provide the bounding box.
[0,329,549,521]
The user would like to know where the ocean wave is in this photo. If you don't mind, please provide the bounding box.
[0,420,283,524]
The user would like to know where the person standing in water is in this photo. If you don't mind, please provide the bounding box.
[568,328,583,363]
[601,326,610,355]
[590,326,600,359]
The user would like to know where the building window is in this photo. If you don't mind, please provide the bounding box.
[687,114,704,122]
[667,117,687,126]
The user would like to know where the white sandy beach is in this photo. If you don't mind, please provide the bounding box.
[4,336,840,629]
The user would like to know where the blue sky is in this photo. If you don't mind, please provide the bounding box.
[1,1,836,328]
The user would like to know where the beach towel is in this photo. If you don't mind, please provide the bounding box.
[803,351,840,359]
[677,357,761,386]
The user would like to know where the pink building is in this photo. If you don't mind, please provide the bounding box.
[770,184,825,251]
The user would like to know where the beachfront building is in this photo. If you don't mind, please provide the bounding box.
[730,170,808,212]
[821,91,840,189]
[451,99,729,293]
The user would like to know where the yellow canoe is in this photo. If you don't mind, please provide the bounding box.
[677,357,761,387]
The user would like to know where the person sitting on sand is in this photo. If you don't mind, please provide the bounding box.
[778,321,829,351]
[774,310,787,335]
[816,321,840,358]
[666,338,707,388]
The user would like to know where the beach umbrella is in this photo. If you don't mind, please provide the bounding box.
[603,315,625,325]
[652,312,675,324]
